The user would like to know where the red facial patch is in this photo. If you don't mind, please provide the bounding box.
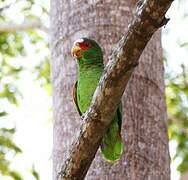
[78,42,91,50]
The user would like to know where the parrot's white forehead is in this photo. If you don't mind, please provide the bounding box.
[73,38,84,45]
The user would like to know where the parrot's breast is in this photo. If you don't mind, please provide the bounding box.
[77,67,103,114]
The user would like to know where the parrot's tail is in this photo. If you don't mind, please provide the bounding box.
[100,118,123,162]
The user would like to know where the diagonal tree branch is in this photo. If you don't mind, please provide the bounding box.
[56,0,174,179]
[0,19,49,33]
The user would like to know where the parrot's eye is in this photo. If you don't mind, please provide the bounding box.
[84,42,90,47]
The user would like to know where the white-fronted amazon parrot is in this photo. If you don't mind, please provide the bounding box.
[71,38,123,162]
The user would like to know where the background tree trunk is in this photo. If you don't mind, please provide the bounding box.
[51,0,170,179]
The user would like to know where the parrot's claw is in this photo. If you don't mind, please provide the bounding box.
[81,114,85,120]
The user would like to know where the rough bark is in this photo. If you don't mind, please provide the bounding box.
[51,0,171,179]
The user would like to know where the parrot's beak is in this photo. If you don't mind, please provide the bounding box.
[71,44,82,58]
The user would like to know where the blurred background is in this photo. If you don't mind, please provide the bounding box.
[0,0,187,179]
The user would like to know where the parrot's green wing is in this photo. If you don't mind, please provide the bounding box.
[100,102,123,162]
[72,81,82,116]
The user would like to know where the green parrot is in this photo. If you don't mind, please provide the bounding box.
[71,38,123,162]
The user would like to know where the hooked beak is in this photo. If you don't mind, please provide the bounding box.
[71,44,82,58]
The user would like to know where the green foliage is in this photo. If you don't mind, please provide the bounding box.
[163,0,188,176]
[0,126,23,179]
[0,21,24,180]
[167,65,188,173]
[0,32,24,106]
[0,129,22,153]
[31,165,40,180]
[35,58,51,94]
[0,32,25,56]
[0,0,49,179]
[0,111,8,117]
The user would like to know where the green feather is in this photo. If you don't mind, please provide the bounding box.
[100,104,123,162]
[73,38,123,162]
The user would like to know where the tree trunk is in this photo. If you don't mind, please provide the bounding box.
[51,1,170,179]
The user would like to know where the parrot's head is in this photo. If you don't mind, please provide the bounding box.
[71,38,103,65]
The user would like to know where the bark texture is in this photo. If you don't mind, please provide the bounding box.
[51,0,171,179]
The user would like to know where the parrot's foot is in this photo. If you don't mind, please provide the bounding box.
[81,113,85,120]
